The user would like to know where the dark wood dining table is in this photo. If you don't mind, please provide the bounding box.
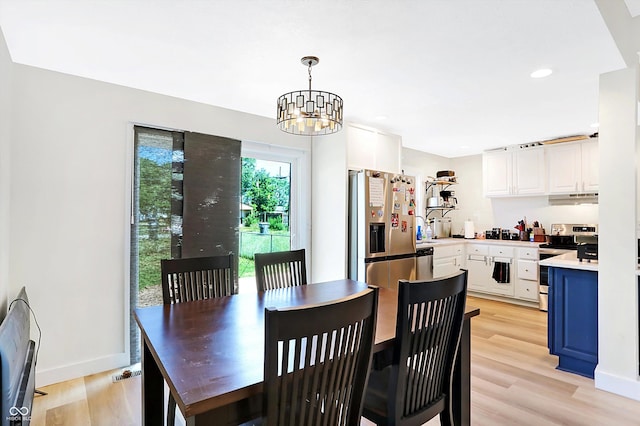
[134,279,480,426]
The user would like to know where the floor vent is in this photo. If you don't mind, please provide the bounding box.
[112,369,142,382]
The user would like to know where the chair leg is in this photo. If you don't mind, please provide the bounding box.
[439,409,452,426]
[167,395,176,426]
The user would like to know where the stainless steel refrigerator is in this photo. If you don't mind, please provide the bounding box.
[348,169,417,289]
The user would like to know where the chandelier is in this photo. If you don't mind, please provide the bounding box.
[276,56,343,136]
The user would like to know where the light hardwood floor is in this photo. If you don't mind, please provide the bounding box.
[31,296,640,425]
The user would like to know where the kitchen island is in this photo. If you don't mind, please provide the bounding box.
[540,252,598,378]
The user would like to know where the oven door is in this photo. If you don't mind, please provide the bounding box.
[538,248,574,312]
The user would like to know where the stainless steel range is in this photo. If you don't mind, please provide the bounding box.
[538,223,598,311]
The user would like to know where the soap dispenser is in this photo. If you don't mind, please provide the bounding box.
[425,224,433,240]
[416,225,422,241]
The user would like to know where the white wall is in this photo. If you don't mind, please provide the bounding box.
[596,66,640,399]
[0,29,11,317]
[488,197,599,233]
[10,63,310,386]
[401,147,453,231]
[450,155,493,235]
[311,132,348,282]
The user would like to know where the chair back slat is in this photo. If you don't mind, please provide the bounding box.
[160,254,235,304]
[255,249,307,292]
[264,287,378,426]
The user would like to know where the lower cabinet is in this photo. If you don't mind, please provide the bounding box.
[486,246,515,296]
[466,245,492,292]
[466,244,540,305]
[432,244,464,279]
[515,255,538,302]
[548,267,598,378]
[514,278,538,301]
[466,244,515,296]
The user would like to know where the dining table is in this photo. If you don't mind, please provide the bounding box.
[134,279,480,425]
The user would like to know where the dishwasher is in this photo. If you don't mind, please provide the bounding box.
[416,247,434,280]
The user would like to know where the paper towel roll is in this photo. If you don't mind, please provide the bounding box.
[464,221,475,239]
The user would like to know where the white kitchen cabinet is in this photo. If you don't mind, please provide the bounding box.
[515,279,538,301]
[514,148,546,195]
[461,243,540,306]
[483,150,512,196]
[515,247,539,302]
[581,139,599,192]
[483,147,545,197]
[347,124,401,173]
[466,245,491,292]
[432,244,464,279]
[487,245,515,296]
[547,139,598,194]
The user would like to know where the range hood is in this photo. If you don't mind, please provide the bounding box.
[548,193,598,205]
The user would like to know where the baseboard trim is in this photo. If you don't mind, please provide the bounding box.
[36,353,130,387]
[467,291,539,309]
[595,367,640,401]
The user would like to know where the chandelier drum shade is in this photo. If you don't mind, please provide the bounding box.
[277,56,343,136]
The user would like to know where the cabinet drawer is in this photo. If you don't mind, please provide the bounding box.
[467,244,489,256]
[517,247,538,260]
[515,279,538,301]
[433,244,464,259]
[517,259,538,281]
[489,246,514,258]
[433,256,459,279]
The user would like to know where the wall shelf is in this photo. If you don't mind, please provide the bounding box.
[426,180,458,218]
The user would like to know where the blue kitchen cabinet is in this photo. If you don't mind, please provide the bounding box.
[548,267,598,378]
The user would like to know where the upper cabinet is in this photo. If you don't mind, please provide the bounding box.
[347,124,401,173]
[547,139,598,194]
[580,139,599,192]
[483,150,511,196]
[483,147,546,197]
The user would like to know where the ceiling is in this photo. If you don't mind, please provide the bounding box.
[0,0,637,158]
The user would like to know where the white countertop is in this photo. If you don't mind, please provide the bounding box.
[538,251,598,272]
[416,238,542,249]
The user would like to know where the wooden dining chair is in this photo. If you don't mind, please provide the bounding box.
[362,270,468,426]
[262,286,379,426]
[160,254,235,426]
[254,249,307,292]
[161,254,235,305]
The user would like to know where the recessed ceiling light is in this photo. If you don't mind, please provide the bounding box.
[590,122,599,128]
[530,68,553,79]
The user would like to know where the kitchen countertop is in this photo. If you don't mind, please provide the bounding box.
[416,238,542,249]
[538,251,598,272]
